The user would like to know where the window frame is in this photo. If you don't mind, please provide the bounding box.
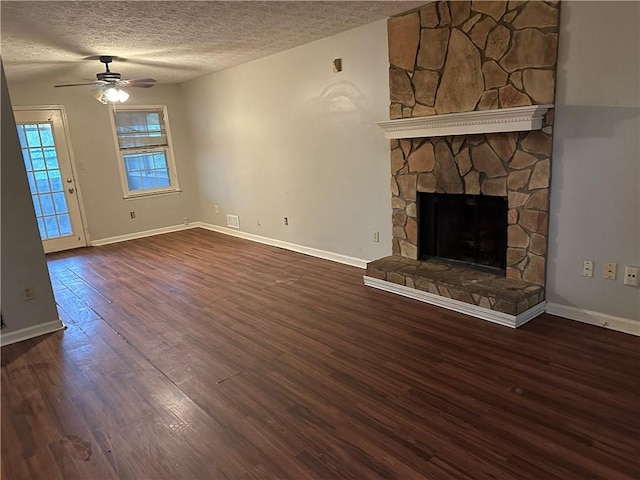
[109,104,181,199]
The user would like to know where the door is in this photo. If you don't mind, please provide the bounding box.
[14,108,86,253]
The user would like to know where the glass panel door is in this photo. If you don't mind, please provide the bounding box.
[18,123,73,240]
[14,108,86,253]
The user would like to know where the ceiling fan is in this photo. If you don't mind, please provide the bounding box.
[54,56,156,103]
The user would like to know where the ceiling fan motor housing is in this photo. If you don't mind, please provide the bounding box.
[97,71,121,82]
[97,55,121,82]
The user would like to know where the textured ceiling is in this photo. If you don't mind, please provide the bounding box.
[1,1,424,85]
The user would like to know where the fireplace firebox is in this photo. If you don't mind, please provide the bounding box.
[418,193,507,271]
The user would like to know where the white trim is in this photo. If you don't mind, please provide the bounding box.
[546,302,640,336]
[89,222,369,269]
[378,105,553,139]
[90,224,195,246]
[1,320,65,347]
[363,275,546,329]
[58,105,92,245]
[195,222,368,269]
[123,188,182,200]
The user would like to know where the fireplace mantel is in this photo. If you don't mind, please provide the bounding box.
[377,105,553,139]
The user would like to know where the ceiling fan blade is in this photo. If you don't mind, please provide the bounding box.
[54,82,103,88]
[117,78,157,88]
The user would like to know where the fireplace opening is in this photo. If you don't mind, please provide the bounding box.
[418,193,507,272]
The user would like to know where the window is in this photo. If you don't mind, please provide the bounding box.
[111,106,180,197]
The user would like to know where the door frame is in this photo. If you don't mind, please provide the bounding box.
[13,105,90,250]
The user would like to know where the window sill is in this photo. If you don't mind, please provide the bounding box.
[123,189,182,201]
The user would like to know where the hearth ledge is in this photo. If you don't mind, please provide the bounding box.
[378,105,553,139]
[363,276,546,329]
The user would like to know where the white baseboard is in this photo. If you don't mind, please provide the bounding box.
[90,221,369,268]
[363,276,546,329]
[91,224,195,246]
[194,222,368,269]
[1,319,66,347]
[545,303,640,336]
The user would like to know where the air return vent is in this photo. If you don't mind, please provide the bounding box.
[226,214,240,229]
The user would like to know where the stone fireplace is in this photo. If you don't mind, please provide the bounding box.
[364,1,560,327]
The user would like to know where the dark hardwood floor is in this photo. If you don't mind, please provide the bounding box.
[2,228,639,479]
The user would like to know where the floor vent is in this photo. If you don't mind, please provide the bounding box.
[226,214,240,229]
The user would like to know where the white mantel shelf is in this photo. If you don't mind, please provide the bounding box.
[377,104,554,139]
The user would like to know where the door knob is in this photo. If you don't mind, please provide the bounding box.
[66,178,73,183]
[68,187,75,194]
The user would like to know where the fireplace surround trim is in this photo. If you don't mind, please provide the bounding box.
[378,104,553,140]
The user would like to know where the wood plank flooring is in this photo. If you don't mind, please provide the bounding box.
[2,228,639,479]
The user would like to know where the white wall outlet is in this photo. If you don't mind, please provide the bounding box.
[582,260,593,277]
[214,205,220,214]
[603,262,617,280]
[183,217,189,225]
[373,231,380,243]
[22,287,35,301]
[623,266,640,287]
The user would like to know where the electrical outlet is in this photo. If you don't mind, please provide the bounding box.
[22,287,35,301]
[603,262,617,280]
[183,217,189,225]
[284,217,288,226]
[373,231,380,243]
[582,260,593,277]
[624,266,640,287]
[215,205,220,214]
[130,211,136,219]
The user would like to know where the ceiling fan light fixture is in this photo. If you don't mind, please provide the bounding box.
[95,86,129,104]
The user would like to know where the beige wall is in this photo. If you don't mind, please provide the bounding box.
[548,1,640,321]
[181,20,393,262]
[6,82,200,242]
[1,62,61,336]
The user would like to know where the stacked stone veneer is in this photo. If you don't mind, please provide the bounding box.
[384,1,560,290]
[388,1,560,118]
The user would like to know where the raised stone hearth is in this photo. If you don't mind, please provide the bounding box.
[366,256,543,316]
